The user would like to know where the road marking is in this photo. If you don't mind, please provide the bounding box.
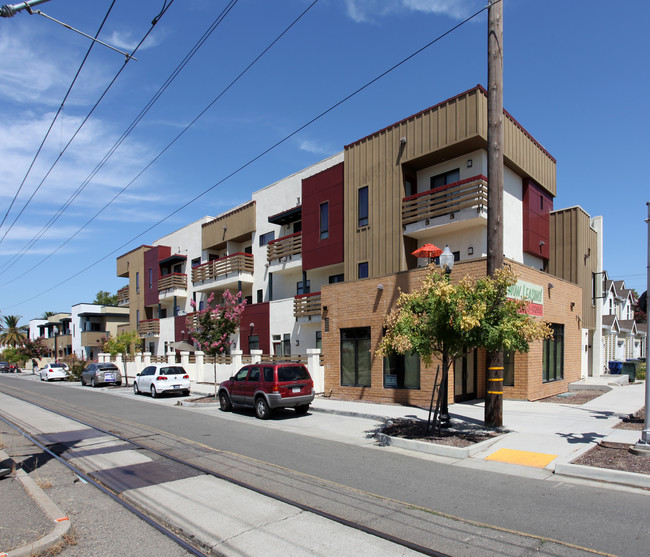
[486,448,557,468]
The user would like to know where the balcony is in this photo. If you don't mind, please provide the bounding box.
[294,292,321,320]
[267,232,302,272]
[138,319,160,337]
[402,175,488,237]
[117,286,129,307]
[191,253,254,293]
[81,331,108,347]
[158,273,187,300]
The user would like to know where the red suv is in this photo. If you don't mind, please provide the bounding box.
[218,362,315,419]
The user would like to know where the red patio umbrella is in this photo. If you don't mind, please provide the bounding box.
[411,243,443,260]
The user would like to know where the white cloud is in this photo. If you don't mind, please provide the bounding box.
[343,0,479,23]
[106,29,163,52]
[297,138,333,155]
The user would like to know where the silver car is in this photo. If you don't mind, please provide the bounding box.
[81,363,123,387]
[133,364,191,398]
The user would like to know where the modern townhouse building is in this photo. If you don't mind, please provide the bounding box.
[70,303,129,360]
[549,206,604,378]
[113,85,587,404]
[31,313,72,359]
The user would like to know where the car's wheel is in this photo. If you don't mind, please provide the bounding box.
[255,397,270,420]
[40,374,44,381]
[219,391,232,412]
[91,377,97,388]
[133,382,140,395]
[115,382,122,387]
[81,376,86,386]
[295,404,309,415]
[184,390,190,397]
[150,385,157,398]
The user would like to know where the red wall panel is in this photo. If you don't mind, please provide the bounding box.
[523,179,552,260]
[302,163,344,271]
[240,303,270,354]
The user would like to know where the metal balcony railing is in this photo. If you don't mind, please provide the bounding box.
[294,292,321,318]
[402,175,488,226]
[267,232,301,262]
[191,253,254,283]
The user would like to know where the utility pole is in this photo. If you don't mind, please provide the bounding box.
[485,0,504,428]
[0,0,51,18]
[635,201,650,454]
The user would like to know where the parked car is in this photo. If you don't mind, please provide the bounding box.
[218,362,314,419]
[81,363,122,387]
[0,361,18,373]
[39,363,69,381]
[133,364,190,397]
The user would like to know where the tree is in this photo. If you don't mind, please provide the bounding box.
[186,290,246,397]
[18,337,49,369]
[94,290,118,306]
[41,311,55,319]
[633,290,647,324]
[378,266,551,428]
[0,315,28,347]
[104,330,142,386]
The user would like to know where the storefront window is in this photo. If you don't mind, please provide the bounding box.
[383,351,419,389]
[341,327,371,387]
[543,324,564,382]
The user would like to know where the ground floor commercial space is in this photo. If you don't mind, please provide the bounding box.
[320,259,582,404]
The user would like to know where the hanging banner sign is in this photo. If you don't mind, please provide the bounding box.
[507,280,544,316]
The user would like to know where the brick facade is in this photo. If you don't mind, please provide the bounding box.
[321,258,582,405]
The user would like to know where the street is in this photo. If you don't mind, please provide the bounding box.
[1,373,649,556]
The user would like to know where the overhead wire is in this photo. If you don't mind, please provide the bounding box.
[0,0,235,277]
[0,0,117,232]
[1,1,493,310]
[0,0,177,256]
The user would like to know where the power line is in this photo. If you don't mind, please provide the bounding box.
[0,0,177,254]
[0,0,117,232]
[1,2,490,310]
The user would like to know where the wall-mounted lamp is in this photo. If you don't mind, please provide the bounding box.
[295,339,300,346]
[249,322,255,328]
[399,137,407,144]
[570,302,575,311]
[548,283,554,290]
[467,159,472,168]
[467,246,474,256]
[377,283,384,290]
[584,248,591,263]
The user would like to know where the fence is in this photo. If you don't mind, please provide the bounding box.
[99,349,325,393]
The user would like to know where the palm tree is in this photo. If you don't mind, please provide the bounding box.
[0,315,28,347]
[41,311,55,319]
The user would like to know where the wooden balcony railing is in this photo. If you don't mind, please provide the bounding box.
[81,331,108,346]
[191,253,254,283]
[267,232,301,262]
[138,319,160,336]
[158,273,187,293]
[117,286,129,306]
[294,292,321,318]
[402,175,488,226]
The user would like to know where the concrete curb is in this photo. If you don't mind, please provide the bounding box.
[375,432,502,459]
[554,462,650,490]
[0,450,72,557]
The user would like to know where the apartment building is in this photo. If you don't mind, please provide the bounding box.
[30,313,72,359]
[114,85,584,402]
[601,278,645,364]
[70,303,129,360]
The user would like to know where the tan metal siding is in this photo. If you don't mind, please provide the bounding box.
[202,201,256,251]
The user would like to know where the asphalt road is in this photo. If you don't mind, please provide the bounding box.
[2,374,649,557]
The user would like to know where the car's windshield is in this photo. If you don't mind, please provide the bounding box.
[160,367,186,375]
[278,366,310,382]
[98,364,118,370]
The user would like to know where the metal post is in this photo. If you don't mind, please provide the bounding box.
[639,201,650,447]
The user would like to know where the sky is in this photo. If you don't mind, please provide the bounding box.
[0,0,648,326]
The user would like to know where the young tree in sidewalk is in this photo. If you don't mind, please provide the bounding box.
[186,290,246,398]
[378,266,551,429]
[104,330,142,386]
[17,337,49,372]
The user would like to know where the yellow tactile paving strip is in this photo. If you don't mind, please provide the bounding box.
[485,448,557,468]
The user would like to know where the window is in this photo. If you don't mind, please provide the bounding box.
[358,262,368,279]
[148,268,153,289]
[136,272,140,293]
[234,367,249,381]
[257,289,263,304]
[340,327,371,387]
[358,186,368,228]
[430,168,460,189]
[315,330,322,350]
[283,333,291,355]
[248,335,260,351]
[263,366,274,382]
[191,257,201,268]
[297,279,310,295]
[503,352,515,386]
[383,351,419,389]
[543,324,564,382]
[320,202,329,239]
[329,274,344,283]
[259,231,275,246]
[136,309,140,324]
[248,366,260,382]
